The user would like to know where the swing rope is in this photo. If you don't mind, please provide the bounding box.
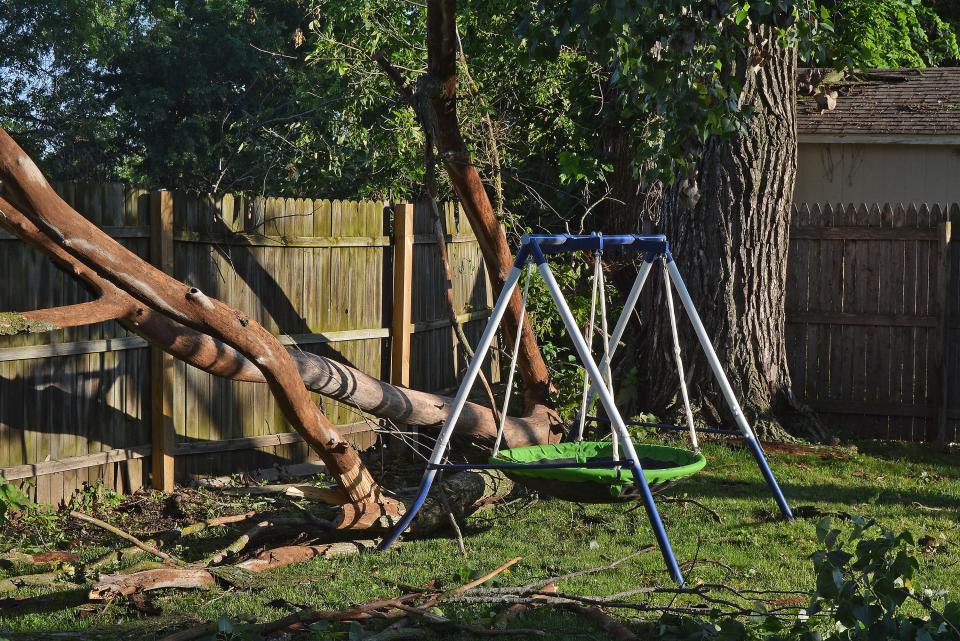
[574,249,603,442]
[596,247,619,462]
[492,262,534,457]
[662,257,699,453]
[494,249,699,464]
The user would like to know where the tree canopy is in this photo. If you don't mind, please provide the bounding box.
[1,0,955,212]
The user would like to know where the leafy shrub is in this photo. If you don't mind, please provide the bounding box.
[0,481,33,522]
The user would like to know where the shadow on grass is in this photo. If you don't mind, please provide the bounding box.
[0,587,89,618]
[854,440,960,468]
[678,476,959,518]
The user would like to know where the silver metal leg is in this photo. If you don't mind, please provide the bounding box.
[379,265,525,550]
[538,261,685,584]
[664,260,793,519]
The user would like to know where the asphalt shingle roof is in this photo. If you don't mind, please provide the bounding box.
[796,68,960,137]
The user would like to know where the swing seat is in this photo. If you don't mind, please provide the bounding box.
[490,441,706,503]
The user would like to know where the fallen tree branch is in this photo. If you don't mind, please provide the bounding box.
[157,623,216,641]
[201,516,332,567]
[452,556,521,595]
[178,511,259,537]
[259,594,424,636]
[660,497,723,523]
[69,511,184,567]
[234,541,377,572]
[393,602,546,637]
[89,568,216,600]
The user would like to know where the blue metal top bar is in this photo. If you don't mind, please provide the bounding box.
[523,234,668,256]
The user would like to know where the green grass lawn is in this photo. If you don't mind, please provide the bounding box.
[1,439,958,640]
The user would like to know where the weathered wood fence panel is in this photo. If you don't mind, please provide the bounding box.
[0,183,152,503]
[0,184,495,504]
[786,202,958,442]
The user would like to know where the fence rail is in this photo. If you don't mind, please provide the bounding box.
[0,183,496,504]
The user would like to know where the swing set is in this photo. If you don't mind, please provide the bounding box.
[378,234,793,585]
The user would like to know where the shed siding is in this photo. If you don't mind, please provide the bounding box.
[795,143,960,204]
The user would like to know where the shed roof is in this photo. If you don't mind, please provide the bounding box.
[796,68,960,141]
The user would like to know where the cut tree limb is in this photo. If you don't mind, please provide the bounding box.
[0,132,391,513]
[89,568,216,600]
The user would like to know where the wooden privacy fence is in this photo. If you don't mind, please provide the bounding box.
[0,183,496,504]
[786,202,959,442]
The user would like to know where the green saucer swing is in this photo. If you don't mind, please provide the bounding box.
[490,441,706,503]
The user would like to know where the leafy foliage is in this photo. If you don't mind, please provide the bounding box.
[0,481,32,522]
[818,0,960,68]
[805,517,959,640]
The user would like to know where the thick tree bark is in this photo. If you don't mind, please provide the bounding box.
[640,37,819,441]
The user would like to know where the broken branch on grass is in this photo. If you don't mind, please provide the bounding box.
[521,546,655,591]
[178,511,258,537]
[157,623,216,641]
[393,602,546,637]
[69,511,185,567]
[90,541,377,600]
[259,593,424,636]
[89,568,216,600]
[452,556,521,595]
[201,516,331,567]
[660,496,723,523]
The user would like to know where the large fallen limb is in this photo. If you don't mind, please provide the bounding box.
[89,568,216,600]
[0,194,560,456]
[88,542,377,600]
[0,132,395,515]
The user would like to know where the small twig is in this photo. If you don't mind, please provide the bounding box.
[69,511,184,566]
[523,547,655,590]
[259,594,423,636]
[394,603,545,637]
[157,623,215,641]
[437,483,467,557]
[660,497,723,523]
[909,593,960,638]
[178,511,258,537]
[453,557,521,595]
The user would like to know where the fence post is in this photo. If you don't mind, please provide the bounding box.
[391,203,414,387]
[937,219,952,443]
[388,203,415,458]
[150,190,176,492]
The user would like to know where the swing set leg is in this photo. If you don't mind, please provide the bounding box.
[378,468,437,551]
[665,258,793,520]
[535,255,685,585]
[379,264,526,551]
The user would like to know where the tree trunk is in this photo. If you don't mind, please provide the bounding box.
[639,37,818,441]
[425,0,553,412]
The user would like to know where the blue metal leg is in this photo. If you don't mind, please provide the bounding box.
[745,437,794,519]
[665,260,793,519]
[378,469,438,551]
[536,258,685,584]
[378,265,525,550]
[626,459,685,584]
